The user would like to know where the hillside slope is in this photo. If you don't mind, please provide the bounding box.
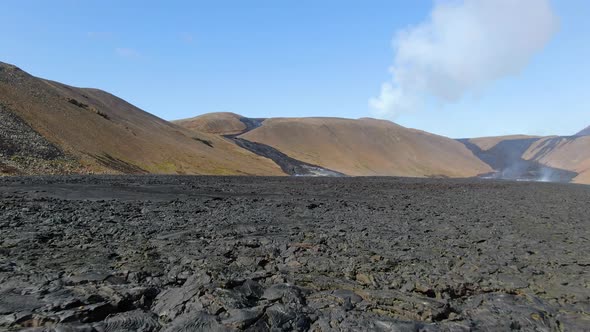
[459,137,578,183]
[173,112,248,136]
[467,135,540,151]
[523,136,590,184]
[0,62,284,176]
[576,126,590,136]
[239,117,492,177]
[458,134,589,184]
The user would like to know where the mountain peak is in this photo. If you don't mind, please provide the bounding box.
[0,61,30,82]
[173,112,249,135]
[576,126,590,136]
[0,61,284,176]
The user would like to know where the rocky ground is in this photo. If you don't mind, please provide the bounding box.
[0,176,589,331]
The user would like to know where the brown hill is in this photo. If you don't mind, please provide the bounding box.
[0,62,284,176]
[173,112,247,135]
[523,136,590,184]
[238,117,492,177]
[459,134,590,184]
[3,61,585,182]
[468,135,540,151]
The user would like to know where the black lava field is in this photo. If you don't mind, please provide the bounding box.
[0,176,589,331]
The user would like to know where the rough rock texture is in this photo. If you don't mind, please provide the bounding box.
[0,176,588,331]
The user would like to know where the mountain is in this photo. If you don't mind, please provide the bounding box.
[0,62,284,176]
[523,136,590,184]
[458,134,589,184]
[576,126,590,136]
[467,135,540,151]
[173,112,249,136]
[2,61,587,183]
[182,113,590,184]
[182,115,492,178]
[459,136,578,183]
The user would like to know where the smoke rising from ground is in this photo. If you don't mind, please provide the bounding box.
[370,0,559,117]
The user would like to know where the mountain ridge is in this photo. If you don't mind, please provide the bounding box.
[576,125,590,136]
[1,61,587,184]
[0,61,284,176]
[237,116,493,177]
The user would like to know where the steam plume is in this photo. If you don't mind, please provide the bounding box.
[370,0,559,117]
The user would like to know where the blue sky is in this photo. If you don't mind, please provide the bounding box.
[1,0,588,138]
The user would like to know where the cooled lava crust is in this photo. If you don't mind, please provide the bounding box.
[0,176,588,331]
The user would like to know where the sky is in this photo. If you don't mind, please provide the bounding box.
[1,0,588,138]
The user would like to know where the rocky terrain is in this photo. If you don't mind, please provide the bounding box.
[1,176,589,331]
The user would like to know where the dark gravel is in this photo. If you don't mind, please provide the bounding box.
[0,176,589,331]
[228,138,345,177]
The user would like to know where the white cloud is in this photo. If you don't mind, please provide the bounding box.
[370,0,559,117]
